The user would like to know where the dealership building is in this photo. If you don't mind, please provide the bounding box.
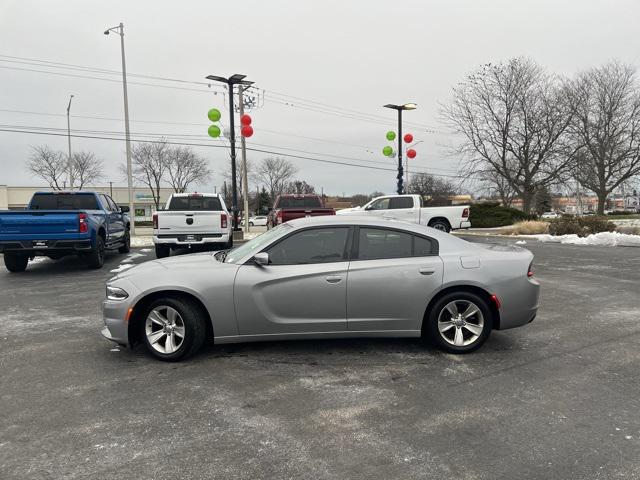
[0,185,176,221]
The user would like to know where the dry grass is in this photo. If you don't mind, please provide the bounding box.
[616,226,640,235]
[503,221,549,235]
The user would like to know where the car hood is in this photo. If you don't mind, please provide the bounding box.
[109,251,219,282]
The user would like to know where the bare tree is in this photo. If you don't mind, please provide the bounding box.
[253,157,298,200]
[477,168,518,206]
[166,146,211,193]
[407,172,455,205]
[442,57,574,213]
[125,141,169,208]
[27,146,68,190]
[285,179,315,194]
[71,151,103,189]
[567,61,640,214]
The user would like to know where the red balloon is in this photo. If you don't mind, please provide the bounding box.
[241,125,254,138]
[240,114,252,126]
[406,148,417,159]
[404,133,413,144]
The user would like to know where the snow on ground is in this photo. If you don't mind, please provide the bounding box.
[131,236,154,247]
[613,219,640,228]
[110,263,136,273]
[524,231,640,247]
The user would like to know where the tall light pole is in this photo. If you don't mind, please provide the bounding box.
[383,103,417,194]
[205,74,254,234]
[104,23,135,235]
[66,94,74,190]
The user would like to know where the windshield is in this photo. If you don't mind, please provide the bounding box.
[223,223,293,264]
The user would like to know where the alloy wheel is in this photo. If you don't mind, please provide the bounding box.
[437,300,484,347]
[145,306,186,354]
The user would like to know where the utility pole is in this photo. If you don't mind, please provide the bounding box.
[109,181,113,197]
[66,95,74,190]
[238,86,250,233]
[104,22,135,235]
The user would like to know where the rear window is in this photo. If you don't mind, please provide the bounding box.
[167,196,223,211]
[277,197,322,208]
[30,193,99,210]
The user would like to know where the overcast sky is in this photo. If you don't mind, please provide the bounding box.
[1,0,639,196]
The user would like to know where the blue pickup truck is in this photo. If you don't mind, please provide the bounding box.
[0,191,131,272]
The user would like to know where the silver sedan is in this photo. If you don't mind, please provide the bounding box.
[102,216,540,361]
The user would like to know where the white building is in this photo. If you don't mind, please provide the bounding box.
[0,185,177,221]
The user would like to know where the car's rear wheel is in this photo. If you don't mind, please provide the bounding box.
[141,298,206,361]
[155,245,170,258]
[118,229,131,254]
[4,253,29,273]
[428,219,451,233]
[425,291,492,353]
[84,236,105,269]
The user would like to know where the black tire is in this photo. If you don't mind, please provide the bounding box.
[84,236,105,269]
[140,297,206,361]
[4,253,29,273]
[429,219,451,233]
[155,245,170,259]
[118,229,131,254]
[225,236,233,249]
[425,291,492,354]
[249,222,254,227]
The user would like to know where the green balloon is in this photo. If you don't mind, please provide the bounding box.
[208,125,221,138]
[386,131,396,141]
[383,146,393,157]
[207,108,221,122]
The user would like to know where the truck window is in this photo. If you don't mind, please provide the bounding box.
[30,193,99,210]
[276,197,322,208]
[368,198,390,210]
[389,197,414,209]
[167,196,223,211]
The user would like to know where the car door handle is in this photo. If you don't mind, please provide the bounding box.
[419,268,435,275]
[325,275,342,284]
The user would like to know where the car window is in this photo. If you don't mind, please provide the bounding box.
[30,193,99,210]
[106,195,119,212]
[276,197,322,208]
[267,227,349,265]
[368,198,390,210]
[168,196,223,211]
[98,194,111,211]
[389,196,413,209]
[357,228,436,259]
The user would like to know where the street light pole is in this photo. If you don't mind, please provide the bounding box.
[205,74,254,235]
[66,94,74,190]
[104,22,135,235]
[384,103,417,194]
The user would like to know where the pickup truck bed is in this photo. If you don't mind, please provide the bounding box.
[267,194,335,228]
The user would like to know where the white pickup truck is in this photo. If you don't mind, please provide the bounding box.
[152,193,233,258]
[336,194,470,232]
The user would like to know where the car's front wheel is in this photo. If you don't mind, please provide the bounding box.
[4,253,29,272]
[155,245,170,258]
[141,298,206,361]
[425,291,492,353]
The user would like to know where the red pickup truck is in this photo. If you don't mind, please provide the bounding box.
[267,194,335,228]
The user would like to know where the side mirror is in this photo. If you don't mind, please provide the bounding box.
[253,252,269,266]
[120,206,130,213]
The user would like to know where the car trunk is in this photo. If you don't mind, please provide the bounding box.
[0,211,81,237]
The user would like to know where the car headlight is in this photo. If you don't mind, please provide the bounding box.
[106,285,129,301]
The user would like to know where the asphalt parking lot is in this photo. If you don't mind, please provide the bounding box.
[1,238,639,480]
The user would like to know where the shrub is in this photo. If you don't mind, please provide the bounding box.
[548,216,616,237]
[503,221,549,235]
[469,202,533,228]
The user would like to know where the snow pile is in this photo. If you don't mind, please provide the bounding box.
[131,236,154,247]
[527,231,640,247]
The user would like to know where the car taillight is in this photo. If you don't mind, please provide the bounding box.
[462,208,469,218]
[221,213,227,229]
[79,213,88,233]
[152,213,158,229]
[276,210,283,224]
[527,261,534,277]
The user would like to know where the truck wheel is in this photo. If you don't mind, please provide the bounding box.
[225,236,233,249]
[429,219,451,233]
[155,245,170,259]
[118,229,131,254]
[85,236,105,269]
[4,253,29,273]
[249,222,254,227]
